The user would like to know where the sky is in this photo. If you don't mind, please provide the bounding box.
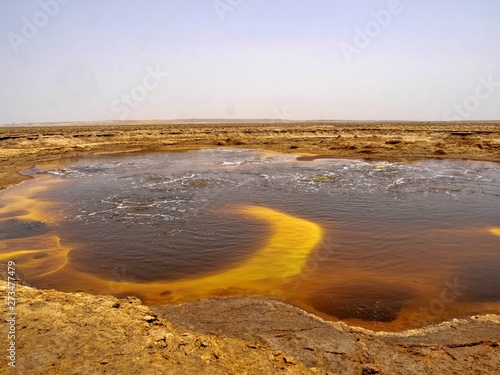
[0,0,499,124]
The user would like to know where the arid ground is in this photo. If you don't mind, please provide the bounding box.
[1,121,499,374]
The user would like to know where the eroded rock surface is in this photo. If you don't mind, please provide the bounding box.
[2,279,497,374]
[0,281,316,374]
[153,297,500,375]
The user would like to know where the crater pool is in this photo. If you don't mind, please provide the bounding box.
[1,149,499,331]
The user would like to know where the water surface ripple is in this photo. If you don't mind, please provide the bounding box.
[1,149,499,330]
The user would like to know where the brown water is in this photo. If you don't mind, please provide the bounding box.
[1,149,499,331]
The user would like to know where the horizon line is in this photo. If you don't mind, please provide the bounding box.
[2,118,500,127]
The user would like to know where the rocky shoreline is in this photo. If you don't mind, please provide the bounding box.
[1,121,499,374]
[1,277,499,374]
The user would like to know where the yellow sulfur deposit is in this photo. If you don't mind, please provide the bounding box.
[489,228,500,237]
[0,185,323,304]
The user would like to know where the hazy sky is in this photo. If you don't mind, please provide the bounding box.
[1,0,499,123]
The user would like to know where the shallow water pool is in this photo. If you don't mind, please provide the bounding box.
[1,149,499,330]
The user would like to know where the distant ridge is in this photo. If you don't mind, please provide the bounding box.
[2,119,499,127]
